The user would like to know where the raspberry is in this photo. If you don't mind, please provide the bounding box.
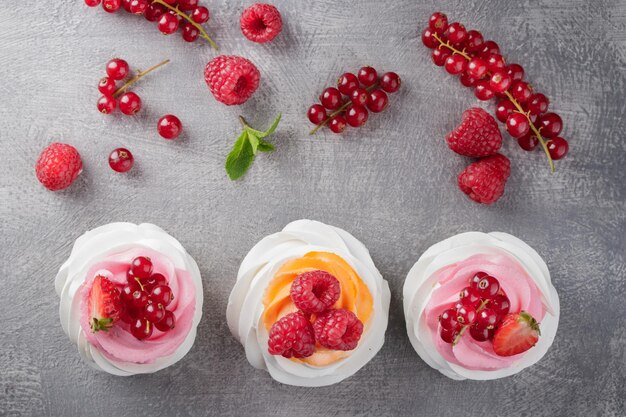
[446,108,502,157]
[267,311,315,358]
[240,3,283,43]
[204,55,261,106]
[35,143,83,191]
[458,154,511,205]
[313,309,364,351]
[290,270,341,314]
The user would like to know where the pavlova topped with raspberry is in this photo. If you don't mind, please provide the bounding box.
[403,232,559,380]
[55,223,203,376]
[227,220,391,387]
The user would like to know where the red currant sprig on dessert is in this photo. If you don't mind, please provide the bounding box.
[438,271,541,356]
[84,0,217,49]
[308,67,401,135]
[267,270,364,358]
[422,12,569,171]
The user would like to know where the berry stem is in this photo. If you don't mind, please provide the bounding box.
[432,33,555,173]
[452,299,489,346]
[113,59,170,97]
[151,0,218,50]
[309,84,378,135]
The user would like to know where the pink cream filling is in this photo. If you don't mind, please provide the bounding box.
[424,253,546,371]
[78,247,196,364]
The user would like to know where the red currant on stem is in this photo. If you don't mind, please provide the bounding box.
[358,66,378,86]
[131,256,153,278]
[320,87,343,110]
[98,77,116,96]
[144,3,166,21]
[158,12,179,34]
[150,0,218,49]
[495,100,516,123]
[518,132,539,151]
[106,58,129,81]
[506,112,531,138]
[102,0,121,13]
[380,72,401,93]
[429,12,448,34]
[465,30,484,52]
[129,0,148,14]
[85,0,101,7]
[489,70,512,93]
[474,80,494,101]
[109,148,134,172]
[191,6,210,24]
[111,59,170,99]
[345,105,369,127]
[181,22,200,42]
[467,57,488,79]
[337,73,359,95]
[527,93,549,115]
[537,112,563,138]
[328,115,347,134]
[446,22,467,45]
[97,95,117,114]
[350,88,369,106]
[131,317,153,340]
[155,310,176,331]
[547,137,569,160]
[118,92,142,115]
[432,47,452,66]
[506,63,525,82]
[307,104,327,125]
[151,285,174,306]
[367,90,388,113]
[157,115,183,139]
[444,54,466,75]
[422,28,439,49]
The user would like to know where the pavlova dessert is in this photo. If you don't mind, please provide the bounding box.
[403,232,559,380]
[227,220,390,387]
[55,223,203,376]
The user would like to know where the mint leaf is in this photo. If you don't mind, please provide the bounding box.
[225,131,254,180]
[246,113,282,138]
[248,132,260,154]
[257,141,275,152]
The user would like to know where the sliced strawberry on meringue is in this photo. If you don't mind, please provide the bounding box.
[88,275,122,332]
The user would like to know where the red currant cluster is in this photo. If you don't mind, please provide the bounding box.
[120,256,176,340]
[438,272,510,344]
[307,67,401,134]
[84,0,215,48]
[422,12,569,171]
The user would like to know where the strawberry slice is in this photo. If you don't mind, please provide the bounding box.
[492,311,541,356]
[88,275,122,332]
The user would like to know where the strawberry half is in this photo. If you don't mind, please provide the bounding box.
[493,311,541,356]
[88,275,122,332]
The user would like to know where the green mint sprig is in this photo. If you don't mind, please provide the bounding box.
[225,113,282,180]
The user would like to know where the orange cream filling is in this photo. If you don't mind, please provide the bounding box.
[262,251,373,366]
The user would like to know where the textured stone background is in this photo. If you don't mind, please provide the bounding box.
[1,0,624,416]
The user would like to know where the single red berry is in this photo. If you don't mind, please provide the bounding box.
[268,311,315,358]
[320,87,343,110]
[459,72,478,87]
[350,87,369,106]
[345,105,369,127]
[157,114,183,140]
[474,80,494,101]
[465,30,484,52]
[102,0,121,13]
[155,310,176,331]
[476,275,500,299]
[459,286,481,308]
[537,112,563,138]
[313,308,364,351]
[489,70,512,93]
[181,22,199,42]
[204,55,261,105]
[367,89,388,113]
[290,270,341,314]
[527,93,549,115]
[130,256,153,279]
[129,0,148,14]
[469,324,494,341]
[495,99,516,123]
[35,143,83,191]
[191,6,210,24]
[458,154,511,205]
[380,72,401,93]
[151,285,173,307]
[506,112,530,138]
[428,12,448,34]
[480,40,500,56]
[240,3,283,43]
[108,148,134,173]
[121,282,140,304]
[337,72,359,95]
[444,54,467,75]
[357,66,378,86]
[432,47,451,66]
[106,58,129,81]
[178,0,198,11]
[446,22,467,45]
[518,133,539,151]
[130,317,153,340]
[144,3,165,21]
[466,57,488,79]
[439,308,460,330]
[506,63,525,82]
[547,137,569,160]
[446,108,502,157]
[144,273,168,292]
[510,81,533,103]
[97,95,117,114]
[85,0,101,7]
[329,115,347,134]
[440,327,459,344]
[131,289,150,310]
[143,302,165,323]
[490,294,511,319]
[421,28,438,49]
[456,304,476,325]
[476,308,498,329]
[484,53,506,72]
[121,0,132,12]
[118,92,142,115]
[470,271,489,289]
[307,104,327,125]
[158,12,180,35]
[98,77,117,96]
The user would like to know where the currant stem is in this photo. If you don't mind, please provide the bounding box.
[432,33,555,173]
[113,59,170,97]
[239,116,249,129]
[151,0,218,50]
[309,84,378,135]
[452,299,489,346]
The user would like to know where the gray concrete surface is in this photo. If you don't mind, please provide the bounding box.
[1,0,624,416]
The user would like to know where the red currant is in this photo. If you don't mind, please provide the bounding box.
[118,92,142,115]
[131,289,150,310]
[459,287,481,308]
[366,90,388,113]
[480,40,500,56]
[527,93,549,115]
[109,148,134,172]
[510,81,533,103]
[320,87,343,110]
[547,137,569,160]
[345,105,369,127]
[439,308,460,330]
[85,0,101,6]
[537,112,563,138]
[131,256,153,278]
[102,0,121,13]
[495,100,516,123]
[506,63,525,82]
[156,114,183,140]
[106,58,129,81]
[440,327,459,344]
[178,0,198,11]
[428,12,448,34]
[181,22,199,42]
[467,57,488,79]
[328,115,347,134]
[121,282,140,303]
[158,12,179,35]
[476,308,498,329]
[130,318,153,340]
[506,113,530,138]
[446,22,467,45]
[144,3,166,21]
[337,73,359,95]
[474,80,494,101]
[489,70,512,93]
[485,53,506,72]
[490,294,511,318]
[470,271,489,289]
[469,324,493,341]
[151,285,173,307]
[97,95,117,114]
[444,54,466,75]
[98,76,116,96]
[456,304,476,325]
[459,72,478,87]
[476,275,500,299]
[357,66,378,87]
[432,48,451,66]
[122,0,132,12]
[307,104,327,125]
[191,6,210,23]
[380,72,401,93]
[465,30,484,52]
[518,133,539,151]
[350,88,369,106]
[155,310,176,331]
[129,0,148,14]
[144,273,168,292]
[422,28,438,49]
[143,303,165,323]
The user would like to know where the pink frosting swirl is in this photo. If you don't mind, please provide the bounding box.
[423,253,546,371]
[79,247,196,364]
